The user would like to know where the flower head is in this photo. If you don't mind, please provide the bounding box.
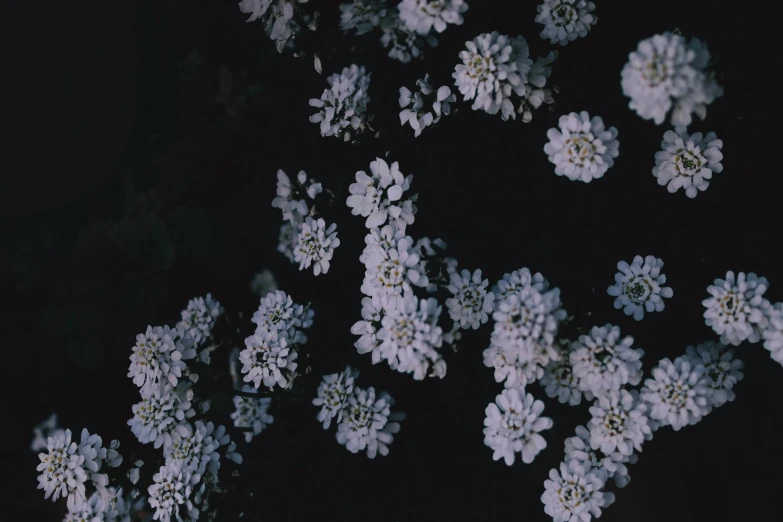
[483,388,553,465]
[240,328,298,390]
[542,460,614,522]
[37,429,88,512]
[641,356,711,431]
[176,294,223,348]
[445,268,494,330]
[398,0,468,35]
[492,267,548,304]
[351,295,397,364]
[535,0,597,45]
[347,158,415,229]
[380,17,438,63]
[399,76,456,137]
[339,1,387,35]
[653,127,724,198]
[294,217,340,276]
[32,413,61,452]
[544,111,619,183]
[607,255,673,320]
[310,64,373,142]
[249,269,278,297]
[251,290,313,343]
[588,389,651,457]
[128,326,196,398]
[128,386,195,449]
[684,341,744,409]
[702,271,770,346]
[277,222,298,263]
[570,324,643,397]
[335,386,405,458]
[232,386,274,442]
[564,425,634,488]
[148,463,198,522]
[312,365,359,429]
[361,235,427,308]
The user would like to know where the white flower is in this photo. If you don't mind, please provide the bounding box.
[652,127,724,198]
[37,429,88,512]
[588,389,651,457]
[294,217,340,275]
[278,222,299,264]
[607,255,673,320]
[377,292,445,380]
[251,290,313,342]
[380,18,437,63]
[484,388,552,465]
[398,0,468,35]
[542,460,614,522]
[238,0,272,22]
[266,1,309,53]
[271,169,322,225]
[335,387,405,458]
[564,425,634,488]
[339,1,387,34]
[445,268,494,329]
[361,236,427,308]
[570,324,644,397]
[63,491,108,522]
[492,267,548,305]
[535,0,597,45]
[621,32,723,126]
[309,64,373,142]
[249,269,278,297]
[148,463,198,522]
[312,365,359,429]
[128,465,141,486]
[702,271,770,346]
[32,413,61,452]
[763,303,783,366]
[240,328,298,390]
[176,294,223,347]
[128,326,196,398]
[347,158,415,229]
[516,51,557,122]
[231,386,274,442]
[544,111,619,183]
[684,341,744,409]
[165,421,240,481]
[641,356,711,431]
[399,75,456,137]
[128,386,195,449]
[351,295,396,365]
[540,342,594,406]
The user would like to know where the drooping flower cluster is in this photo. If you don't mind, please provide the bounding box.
[640,356,710,431]
[535,0,597,46]
[702,271,770,346]
[621,32,723,126]
[684,341,744,410]
[398,75,456,137]
[238,0,313,53]
[176,294,223,356]
[570,324,644,397]
[312,365,359,429]
[544,111,620,183]
[607,255,673,320]
[483,388,553,465]
[310,64,374,142]
[231,385,274,442]
[763,303,783,366]
[541,460,615,522]
[453,32,557,121]
[652,127,724,198]
[397,0,467,35]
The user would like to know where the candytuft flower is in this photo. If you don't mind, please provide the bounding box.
[763,303,783,366]
[641,356,710,431]
[652,127,724,198]
[535,0,597,46]
[313,365,359,429]
[347,158,415,230]
[339,1,387,35]
[542,459,614,522]
[588,389,651,456]
[483,388,553,465]
[310,64,373,142]
[128,326,196,398]
[240,328,298,390]
[684,341,744,409]
[177,294,223,348]
[336,386,405,458]
[398,0,468,35]
[398,75,456,137]
[607,255,673,320]
[294,217,340,276]
[702,271,770,346]
[232,385,274,442]
[570,324,643,397]
[445,268,494,330]
[544,111,619,183]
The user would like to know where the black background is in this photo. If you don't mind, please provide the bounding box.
[3,0,781,521]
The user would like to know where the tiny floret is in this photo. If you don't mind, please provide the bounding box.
[336,386,405,458]
[570,324,643,397]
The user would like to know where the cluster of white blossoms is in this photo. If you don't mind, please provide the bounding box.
[544,111,620,183]
[652,127,724,198]
[232,385,274,442]
[607,255,673,321]
[446,268,494,330]
[483,270,567,389]
[339,1,388,34]
[535,0,597,46]
[176,294,224,360]
[312,365,359,429]
[684,341,744,410]
[381,16,438,63]
[398,75,456,137]
[310,64,374,142]
[398,0,467,35]
[621,32,723,126]
[588,389,651,457]
[347,158,417,230]
[272,169,340,275]
[541,459,615,522]
[640,356,710,431]
[570,324,644,398]
[702,271,770,346]
[64,487,143,522]
[239,0,313,53]
[540,341,594,406]
[484,388,553,465]
[763,302,783,366]
[564,425,635,489]
[453,32,557,121]
[37,428,123,513]
[128,325,197,398]
[128,385,195,449]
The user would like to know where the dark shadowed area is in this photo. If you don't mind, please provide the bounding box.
[3,0,781,521]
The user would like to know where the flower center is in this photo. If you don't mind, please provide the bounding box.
[642,55,670,86]
[564,133,599,167]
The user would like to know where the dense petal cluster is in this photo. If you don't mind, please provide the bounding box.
[702,271,770,346]
[540,341,594,406]
[310,64,373,142]
[544,111,619,183]
[652,127,724,198]
[607,255,673,320]
[445,268,494,330]
[484,388,553,465]
[621,32,723,126]
[492,267,548,304]
[763,303,783,366]
[398,0,467,35]
[542,460,614,522]
[351,295,394,364]
[570,324,644,397]
[336,386,405,458]
[339,0,387,34]
[177,294,223,348]
[361,229,427,308]
[564,425,635,489]
[231,386,274,442]
[240,0,312,52]
[294,217,340,275]
[313,365,359,429]
[453,32,556,121]
[128,387,195,449]
[240,328,298,390]
[398,75,456,137]
[148,463,198,522]
[588,389,651,457]
[128,326,196,399]
[251,290,314,340]
[641,356,710,431]
[684,341,743,409]
[535,0,597,45]
[347,158,416,230]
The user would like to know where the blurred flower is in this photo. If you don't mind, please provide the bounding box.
[340,0,387,34]
[540,342,594,406]
[607,255,673,320]
[310,64,373,142]
[484,388,552,465]
[564,425,634,489]
[249,269,278,297]
[398,0,467,35]
[570,324,643,398]
[32,413,61,453]
[684,341,744,409]
[535,0,597,45]
[313,365,359,429]
[702,271,770,346]
[763,303,783,366]
[238,0,273,22]
[544,111,619,183]
[277,222,299,263]
[588,389,651,457]
[380,17,438,63]
[652,127,723,198]
[232,386,274,442]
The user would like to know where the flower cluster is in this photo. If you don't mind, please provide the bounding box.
[63,488,144,522]
[702,271,770,346]
[294,217,341,276]
[684,341,744,410]
[453,32,557,121]
[570,324,644,398]
[128,384,195,449]
[381,16,438,63]
[535,0,597,46]
[640,356,710,431]
[339,1,388,34]
[607,255,673,320]
[544,111,619,183]
[232,386,274,442]
[652,127,724,198]
[347,158,416,230]
[398,0,467,35]
[312,365,359,429]
[564,425,635,489]
[176,294,224,360]
[398,75,456,137]
[310,64,374,142]
[239,0,313,53]
[445,268,494,330]
[588,389,651,457]
[541,460,615,522]
[128,325,197,399]
[483,388,553,465]
[764,302,783,366]
[539,340,594,406]
[621,32,723,126]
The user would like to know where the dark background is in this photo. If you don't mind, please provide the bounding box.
[3,0,781,520]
